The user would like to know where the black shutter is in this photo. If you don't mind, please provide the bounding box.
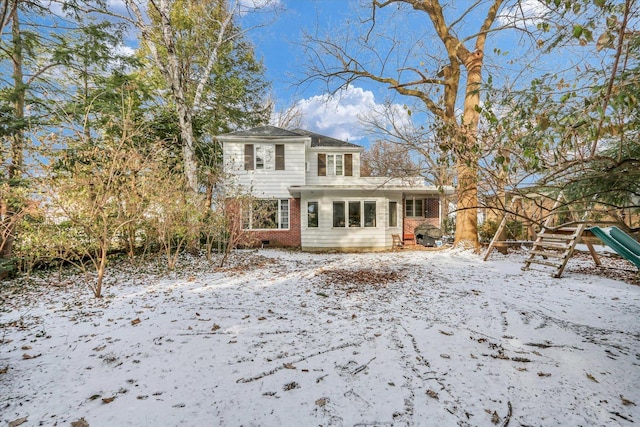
[244,144,254,170]
[275,144,285,170]
[344,153,353,176]
[318,153,326,176]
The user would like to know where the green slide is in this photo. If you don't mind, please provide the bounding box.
[589,226,640,269]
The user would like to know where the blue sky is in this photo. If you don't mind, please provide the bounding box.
[244,0,394,145]
[107,0,601,147]
[242,0,618,149]
[241,0,546,147]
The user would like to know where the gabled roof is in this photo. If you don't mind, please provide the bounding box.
[219,125,362,149]
[292,129,362,149]
[222,125,301,138]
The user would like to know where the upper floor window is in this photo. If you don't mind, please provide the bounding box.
[244,144,285,171]
[318,153,353,176]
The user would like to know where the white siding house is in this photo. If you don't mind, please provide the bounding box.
[219,126,446,251]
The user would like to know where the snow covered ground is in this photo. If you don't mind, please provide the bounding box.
[1,248,639,426]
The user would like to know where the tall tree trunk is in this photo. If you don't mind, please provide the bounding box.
[454,49,484,249]
[175,102,199,192]
[1,5,24,259]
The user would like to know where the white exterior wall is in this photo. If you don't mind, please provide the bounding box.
[300,190,403,250]
[223,140,306,199]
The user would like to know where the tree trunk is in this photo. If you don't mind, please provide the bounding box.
[1,6,24,259]
[453,49,485,250]
[94,241,107,298]
[175,102,199,192]
[453,161,479,248]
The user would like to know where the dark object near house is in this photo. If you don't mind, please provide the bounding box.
[414,224,443,247]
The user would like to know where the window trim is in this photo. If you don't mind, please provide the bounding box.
[243,199,290,230]
[244,143,285,171]
[389,201,398,227]
[348,201,361,227]
[332,201,345,227]
[364,201,376,228]
[405,198,425,218]
[318,152,354,177]
[332,200,377,228]
[307,201,319,228]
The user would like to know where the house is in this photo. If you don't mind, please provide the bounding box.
[219,125,449,251]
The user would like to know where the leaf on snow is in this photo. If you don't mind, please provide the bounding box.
[71,418,90,427]
[283,363,296,369]
[8,417,28,427]
[22,353,41,360]
[131,318,141,326]
[102,396,116,404]
[586,373,599,383]
[426,389,439,400]
[621,395,636,406]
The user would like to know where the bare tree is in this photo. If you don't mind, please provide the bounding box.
[360,140,419,177]
[118,0,279,192]
[270,98,304,130]
[301,0,513,249]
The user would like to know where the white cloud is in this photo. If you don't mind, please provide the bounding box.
[113,44,136,58]
[240,0,281,7]
[498,0,550,28]
[295,85,408,144]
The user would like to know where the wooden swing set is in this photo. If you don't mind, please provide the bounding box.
[483,193,604,278]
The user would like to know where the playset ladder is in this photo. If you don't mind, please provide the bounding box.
[483,197,525,261]
[521,193,599,278]
[522,224,586,278]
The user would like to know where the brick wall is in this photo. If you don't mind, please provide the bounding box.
[403,198,440,234]
[425,198,439,219]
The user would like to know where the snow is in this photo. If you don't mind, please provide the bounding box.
[1,248,639,426]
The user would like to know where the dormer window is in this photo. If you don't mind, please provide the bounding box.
[244,144,285,170]
[318,153,353,176]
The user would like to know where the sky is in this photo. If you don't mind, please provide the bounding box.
[244,0,399,146]
[101,0,607,148]
[239,0,554,147]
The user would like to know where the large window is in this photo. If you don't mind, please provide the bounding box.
[307,201,318,228]
[348,201,361,227]
[244,199,290,230]
[332,201,377,228]
[364,201,376,227]
[333,202,345,227]
[405,199,424,217]
[389,201,398,227]
[244,144,285,171]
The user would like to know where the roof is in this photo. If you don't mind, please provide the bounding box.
[291,129,362,149]
[219,126,361,149]
[222,125,302,138]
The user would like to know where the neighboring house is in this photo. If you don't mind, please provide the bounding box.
[219,125,449,251]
